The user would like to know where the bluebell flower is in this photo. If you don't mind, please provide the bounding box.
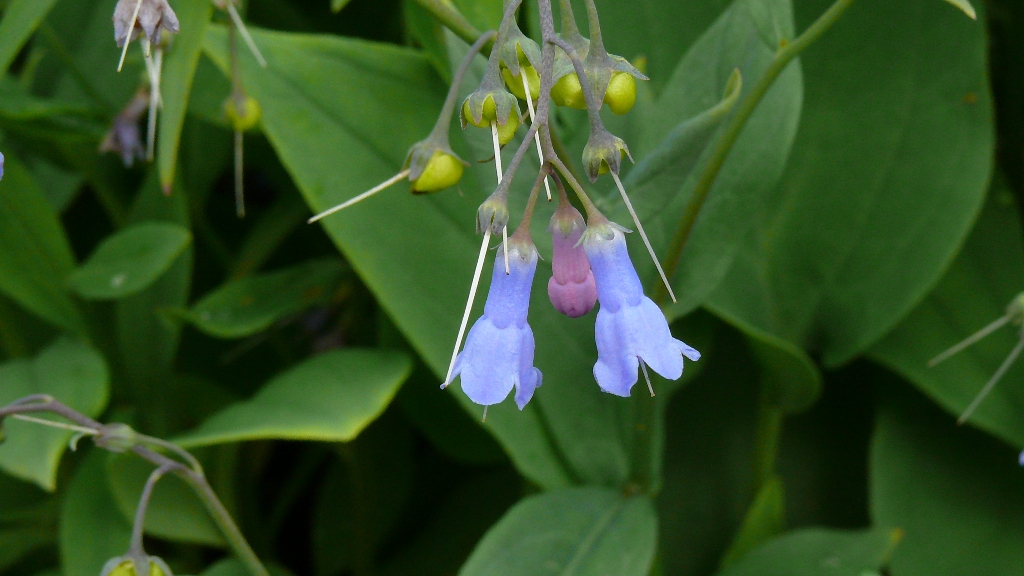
[447,238,542,409]
[583,221,700,396]
[548,200,597,318]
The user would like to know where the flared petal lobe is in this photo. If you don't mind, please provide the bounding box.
[448,240,542,408]
[584,223,700,396]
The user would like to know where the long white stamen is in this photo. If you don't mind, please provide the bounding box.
[929,315,1011,367]
[11,414,98,435]
[521,72,551,201]
[227,3,268,68]
[482,405,488,422]
[959,336,1024,424]
[145,46,162,161]
[235,130,245,218]
[612,171,676,303]
[443,230,492,388]
[640,361,655,397]
[491,122,509,275]
[308,169,410,223]
[117,0,144,72]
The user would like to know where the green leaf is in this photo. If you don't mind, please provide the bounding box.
[719,477,786,569]
[59,452,132,576]
[869,186,1024,450]
[0,527,52,572]
[175,349,412,448]
[943,0,977,19]
[331,0,354,13]
[202,26,573,489]
[450,0,503,31]
[708,0,993,366]
[158,0,213,191]
[0,154,85,334]
[116,174,194,391]
[871,382,1024,575]
[105,454,225,547]
[68,222,192,300]
[181,258,347,339]
[0,0,62,74]
[459,487,657,576]
[716,527,901,576]
[617,0,802,318]
[731,313,821,415]
[0,338,109,491]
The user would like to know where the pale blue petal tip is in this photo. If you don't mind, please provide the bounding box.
[1018,450,1024,467]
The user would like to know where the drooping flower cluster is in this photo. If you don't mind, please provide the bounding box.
[308,0,699,413]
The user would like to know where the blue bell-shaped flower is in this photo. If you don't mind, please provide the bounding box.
[447,237,542,409]
[582,220,699,396]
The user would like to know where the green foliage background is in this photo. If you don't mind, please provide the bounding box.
[0,0,1018,574]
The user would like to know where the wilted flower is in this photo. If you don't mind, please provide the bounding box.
[100,88,149,167]
[548,199,596,318]
[583,220,699,396]
[113,0,180,47]
[447,238,542,409]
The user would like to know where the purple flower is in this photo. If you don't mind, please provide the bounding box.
[583,221,700,396]
[548,202,597,318]
[448,238,542,409]
[0,151,4,181]
[100,89,148,167]
[113,0,180,47]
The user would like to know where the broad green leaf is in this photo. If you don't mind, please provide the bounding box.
[459,487,657,576]
[68,223,192,300]
[0,338,109,491]
[869,187,1024,449]
[116,174,193,393]
[175,349,412,447]
[158,0,213,191]
[451,0,503,31]
[943,0,976,19]
[202,26,572,489]
[105,454,225,547]
[871,382,1024,575]
[716,527,901,576]
[733,313,821,415]
[719,477,786,569]
[0,0,62,74]
[0,155,85,334]
[59,452,132,576]
[181,258,347,339]
[708,0,993,366]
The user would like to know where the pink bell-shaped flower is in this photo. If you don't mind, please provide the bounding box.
[547,192,597,318]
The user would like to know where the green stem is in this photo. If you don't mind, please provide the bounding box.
[752,385,782,489]
[654,0,857,302]
[410,0,488,49]
[182,471,270,576]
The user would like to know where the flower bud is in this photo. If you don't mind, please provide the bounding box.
[477,193,509,235]
[603,72,637,115]
[100,88,149,167]
[582,127,631,182]
[501,65,541,101]
[223,95,262,132]
[548,204,597,318]
[498,28,541,80]
[411,150,465,194]
[461,92,521,145]
[551,73,587,110]
[101,554,172,576]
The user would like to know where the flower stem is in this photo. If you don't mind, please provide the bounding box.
[410,0,487,49]
[655,0,858,303]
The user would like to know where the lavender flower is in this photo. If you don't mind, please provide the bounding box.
[548,201,597,318]
[0,151,4,181]
[447,238,542,409]
[583,220,699,396]
[100,88,149,167]
[113,0,179,47]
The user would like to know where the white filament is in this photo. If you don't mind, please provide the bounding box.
[520,72,551,201]
[308,169,410,223]
[928,315,1011,367]
[491,122,509,275]
[612,171,676,303]
[959,336,1024,425]
[640,361,655,397]
[227,3,268,68]
[443,230,492,388]
[117,0,144,72]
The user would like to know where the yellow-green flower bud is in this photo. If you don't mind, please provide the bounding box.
[223,95,261,132]
[603,72,637,115]
[501,65,541,101]
[102,555,172,576]
[582,127,631,182]
[551,73,587,110]
[461,95,521,145]
[411,150,465,194]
